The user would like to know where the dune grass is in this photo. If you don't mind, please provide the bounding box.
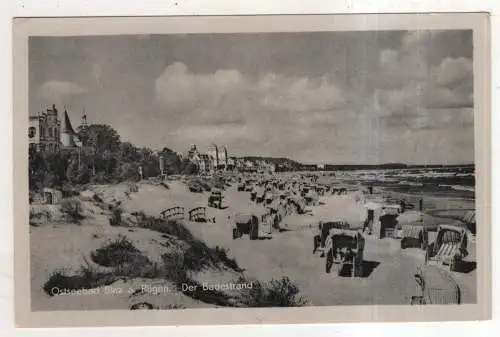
[60,198,85,223]
[43,264,116,296]
[240,276,308,307]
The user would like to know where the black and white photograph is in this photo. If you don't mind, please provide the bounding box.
[13,14,490,326]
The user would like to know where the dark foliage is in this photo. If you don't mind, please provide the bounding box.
[60,198,85,223]
[29,122,184,191]
[241,276,307,307]
[42,266,116,296]
[161,251,234,307]
[90,235,143,267]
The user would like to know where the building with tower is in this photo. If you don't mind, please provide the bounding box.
[29,104,83,153]
[207,144,219,169]
[185,143,231,174]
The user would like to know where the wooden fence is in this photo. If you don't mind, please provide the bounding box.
[160,206,185,221]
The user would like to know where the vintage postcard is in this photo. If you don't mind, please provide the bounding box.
[13,13,491,327]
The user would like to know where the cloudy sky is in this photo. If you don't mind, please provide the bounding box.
[29,30,474,165]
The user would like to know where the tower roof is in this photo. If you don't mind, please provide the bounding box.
[62,110,75,134]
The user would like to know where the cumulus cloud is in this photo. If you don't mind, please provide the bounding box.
[435,57,473,88]
[154,62,349,159]
[256,73,346,113]
[377,31,472,89]
[373,31,474,134]
[38,80,85,101]
[155,62,253,125]
[155,62,346,115]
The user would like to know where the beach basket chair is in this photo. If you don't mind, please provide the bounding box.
[313,220,350,254]
[425,225,468,272]
[411,265,461,305]
[232,213,259,240]
[324,229,365,277]
[400,224,428,249]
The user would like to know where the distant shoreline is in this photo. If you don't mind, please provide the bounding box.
[237,155,474,172]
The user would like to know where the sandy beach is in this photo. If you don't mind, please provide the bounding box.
[29,171,477,310]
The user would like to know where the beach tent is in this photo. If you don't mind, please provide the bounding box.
[396,211,441,230]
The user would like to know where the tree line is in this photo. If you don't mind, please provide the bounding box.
[28,123,198,191]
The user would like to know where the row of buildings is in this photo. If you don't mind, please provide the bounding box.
[182,144,277,174]
[237,159,276,173]
[183,144,234,174]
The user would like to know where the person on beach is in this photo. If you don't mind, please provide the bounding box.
[138,165,143,180]
[266,214,273,234]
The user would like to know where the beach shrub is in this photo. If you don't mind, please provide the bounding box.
[180,278,234,306]
[160,239,217,273]
[162,250,189,283]
[91,235,160,278]
[42,265,116,296]
[141,214,244,274]
[108,203,123,226]
[139,217,195,243]
[91,235,141,267]
[29,208,52,225]
[163,237,240,272]
[182,241,205,271]
[115,259,160,279]
[212,246,243,272]
[241,276,307,307]
[161,251,234,306]
[60,198,84,223]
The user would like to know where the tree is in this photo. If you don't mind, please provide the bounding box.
[159,147,182,174]
[29,120,188,189]
[29,151,71,190]
[119,162,140,181]
[180,158,199,175]
[78,124,121,155]
[119,142,140,162]
[137,147,160,179]
[66,153,90,185]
